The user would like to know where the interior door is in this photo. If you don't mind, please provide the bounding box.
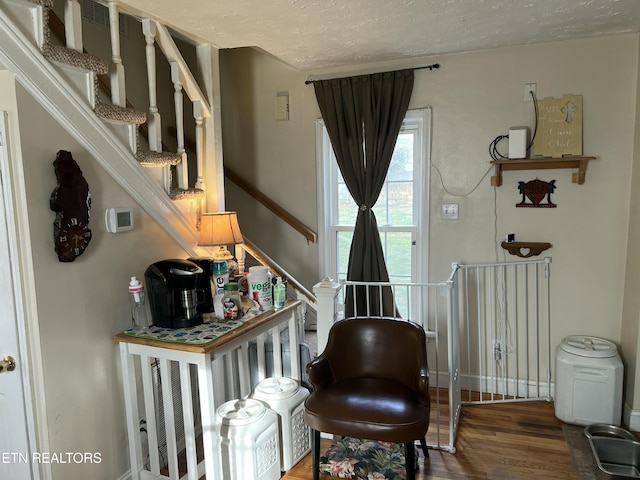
[0,111,36,479]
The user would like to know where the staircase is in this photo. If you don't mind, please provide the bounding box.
[0,0,224,253]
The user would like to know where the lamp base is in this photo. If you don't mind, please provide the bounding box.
[212,246,233,261]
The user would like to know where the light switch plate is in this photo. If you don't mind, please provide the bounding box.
[442,203,459,220]
[275,93,289,121]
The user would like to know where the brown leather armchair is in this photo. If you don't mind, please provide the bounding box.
[303,317,430,480]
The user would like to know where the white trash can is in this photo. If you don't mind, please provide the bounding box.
[554,335,624,426]
[251,376,311,471]
[215,398,281,480]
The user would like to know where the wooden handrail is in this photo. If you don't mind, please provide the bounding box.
[224,168,317,244]
[168,125,317,244]
[240,238,316,304]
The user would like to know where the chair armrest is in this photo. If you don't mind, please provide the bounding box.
[306,355,334,390]
[416,366,430,405]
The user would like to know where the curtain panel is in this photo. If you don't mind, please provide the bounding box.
[313,69,414,316]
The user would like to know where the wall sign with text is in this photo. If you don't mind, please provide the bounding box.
[533,94,583,157]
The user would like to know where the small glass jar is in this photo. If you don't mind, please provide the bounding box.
[222,282,243,320]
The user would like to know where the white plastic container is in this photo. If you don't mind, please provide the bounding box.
[215,399,280,480]
[251,377,311,471]
[249,266,273,310]
[555,335,624,426]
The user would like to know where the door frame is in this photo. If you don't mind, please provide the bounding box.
[0,107,51,480]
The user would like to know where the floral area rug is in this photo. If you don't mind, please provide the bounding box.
[320,437,411,480]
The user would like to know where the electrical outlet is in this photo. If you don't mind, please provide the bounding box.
[524,83,536,102]
[441,203,459,220]
[492,340,503,361]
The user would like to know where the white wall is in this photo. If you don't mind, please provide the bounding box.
[0,69,189,479]
[221,48,320,288]
[221,34,640,410]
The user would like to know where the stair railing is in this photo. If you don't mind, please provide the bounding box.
[154,21,212,193]
[59,0,215,202]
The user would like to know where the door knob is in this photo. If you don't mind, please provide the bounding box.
[0,356,16,373]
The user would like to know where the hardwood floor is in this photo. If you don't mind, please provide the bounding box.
[282,400,577,480]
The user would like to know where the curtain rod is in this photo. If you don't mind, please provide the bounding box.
[304,63,440,85]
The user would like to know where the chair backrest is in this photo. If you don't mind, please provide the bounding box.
[322,317,428,388]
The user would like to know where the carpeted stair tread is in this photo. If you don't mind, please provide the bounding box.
[170,188,205,201]
[95,103,147,125]
[136,150,182,167]
[43,44,108,75]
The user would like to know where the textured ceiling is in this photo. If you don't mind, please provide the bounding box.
[118,0,640,71]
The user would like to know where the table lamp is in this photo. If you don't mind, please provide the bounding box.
[198,212,244,268]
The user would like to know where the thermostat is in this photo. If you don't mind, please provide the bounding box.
[105,207,134,233]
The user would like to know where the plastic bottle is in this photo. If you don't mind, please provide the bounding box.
[128,276,150,331]
[212,261,229,295]
[249,265,273,310]
[273,276,286,310]
[222,282,243,320]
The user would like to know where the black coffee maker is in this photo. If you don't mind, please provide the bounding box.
[145,259,204,328]
[187,256,215,314]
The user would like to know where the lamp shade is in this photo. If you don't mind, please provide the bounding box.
[198,212,244,246]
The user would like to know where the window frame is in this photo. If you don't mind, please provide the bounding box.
[316,107,432,284]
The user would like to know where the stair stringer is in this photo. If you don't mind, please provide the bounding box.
[0,11,199,255]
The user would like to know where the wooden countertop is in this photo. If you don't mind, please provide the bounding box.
[113,300,301,354]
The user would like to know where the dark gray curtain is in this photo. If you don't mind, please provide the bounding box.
[314,70,414,317]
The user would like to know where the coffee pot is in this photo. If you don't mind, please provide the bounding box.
[187,257,215,314]
[145,259,204,328]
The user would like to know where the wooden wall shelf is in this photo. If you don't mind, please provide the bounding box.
[490,156,595,186]
[501,241,552,258]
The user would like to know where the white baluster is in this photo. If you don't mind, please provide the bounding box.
[142,19,170,192]
[256,333,266,383]
[108,1,126,107]
[235,244,246,274]
[142,19,162,152]
[159,359,179,479]
[179,363,198,480]
[237,343,251,398]
[140,356,161,476]
[64,0,83,52]
[193,101,205,191]
[171,62,189,190]
[288,309,301,381]
[271,325,283,377]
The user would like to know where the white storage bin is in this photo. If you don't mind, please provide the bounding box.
[251,376,311,471]
[555,335,624,426]
[215,398,280,480]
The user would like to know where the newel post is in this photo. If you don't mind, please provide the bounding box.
[312,278,341,354]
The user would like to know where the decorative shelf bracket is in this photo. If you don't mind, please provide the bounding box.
[501,241,552,258]
[490,157,595,187]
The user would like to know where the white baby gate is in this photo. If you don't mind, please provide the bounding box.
[320,257,552,453]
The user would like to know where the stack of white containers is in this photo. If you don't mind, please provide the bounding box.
[251,377,311,471]
[214,377,311,479]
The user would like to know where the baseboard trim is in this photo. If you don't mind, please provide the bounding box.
[115,470,131,480]
[624,402,640,431]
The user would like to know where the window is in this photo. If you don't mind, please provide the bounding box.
[317,108,431,285]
